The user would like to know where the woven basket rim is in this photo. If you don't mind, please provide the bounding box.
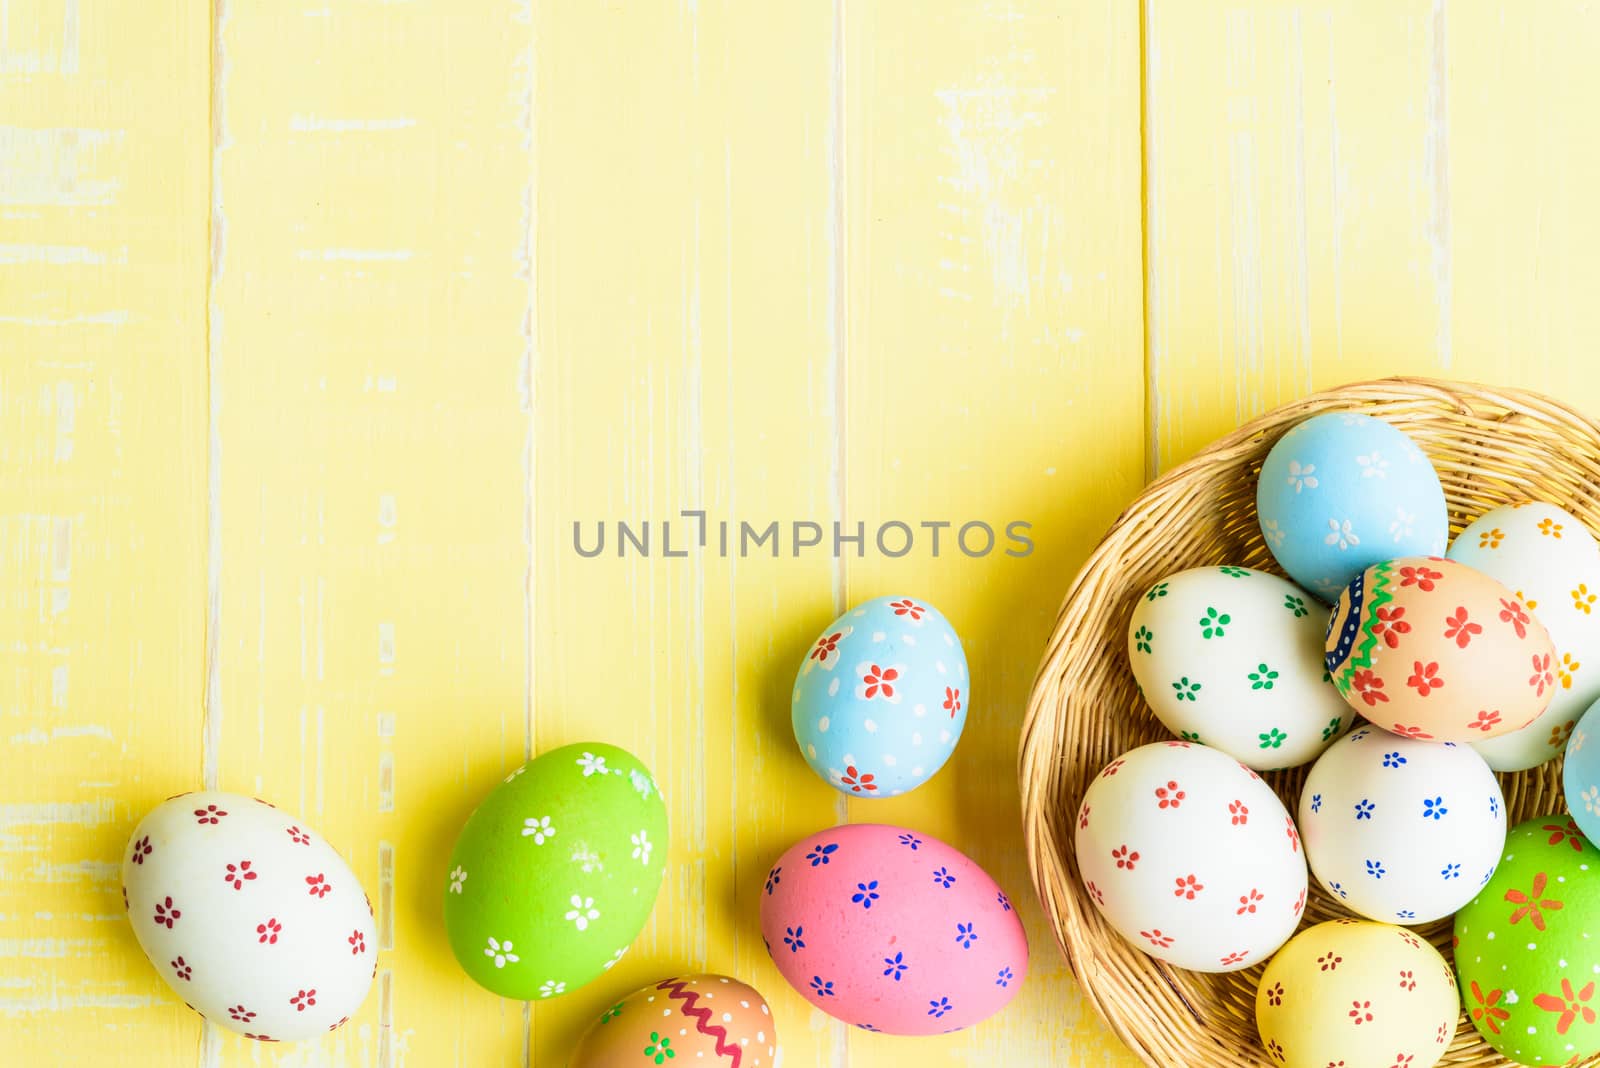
[1017,374,1600,1067]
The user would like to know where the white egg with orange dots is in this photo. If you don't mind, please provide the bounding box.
[1450,501,1600,770]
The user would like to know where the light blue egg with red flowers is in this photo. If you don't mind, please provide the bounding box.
[1257,412,1448,602]
[792,596,969,798]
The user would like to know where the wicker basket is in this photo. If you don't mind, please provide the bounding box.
[1019,377,1600,1067]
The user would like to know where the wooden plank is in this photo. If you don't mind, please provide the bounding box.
[0,1,209,1062]
[1145,0,1437,469]
[209,2,531,1064]
[1145,0,1600,470]
[842,1,1146,1061]
[531,2,841,1062]
[1446,3,1600,411]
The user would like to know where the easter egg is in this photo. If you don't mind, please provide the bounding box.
[1451,501,1600,770]
[1256,411,1449,601]
[1255,919,1458,1068]
[121,791,376,1043]
[759,823,1026,1034]
[1565,698,1600,843]
[1127,566,1351,768]
[442,742,667,1000]
[1455,816,1600,1065]
[1326,555,1558,742]
[572,974,776,1068]
[1074,742,1306,972]
[1298,727,1505,923]
[792,595,968,798]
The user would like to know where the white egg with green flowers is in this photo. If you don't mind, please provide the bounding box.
[1127,566,1350,769]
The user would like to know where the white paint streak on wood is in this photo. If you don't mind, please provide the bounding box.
[28,860,118,885]
[378,751,394,812]
[1425,0,1452,367]
[0,312,128,326]
[315,703,325,817]
[377,841,395,951]
[0,801,117,827]
[198,1022,221,1065]
[828,0,848,624]
[1325,14,1346,368]
[288,115,417,132]
[378,493,397,544]
[378,621,396,675]
[0,992,158,1014]
[1142,0,1164,480]
[316,574,326,681]
[681,1,709,974]
[0,0,77,74]
[1287,9,1314,400]
[58,0,76,74]
[0,244,123,265]
[294,248,415,262]
[827,0,848,1062]
[52,387,75,463]
[0,127,121,206]
[204,0,233,803]
[49,516,71,609]
[515,0,537,842]
[0,936,102,958]
[9,724,109,744]
[721,135,741,978]
[933,79,1052,320]
[299,704,310,817]
[378,967,394,1068]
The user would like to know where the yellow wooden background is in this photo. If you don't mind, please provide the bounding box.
[4,1,1600,1064]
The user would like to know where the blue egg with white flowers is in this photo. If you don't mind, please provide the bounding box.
[1256,411,1448,602]
[1564,697,1600,843]
[792,595,968,798]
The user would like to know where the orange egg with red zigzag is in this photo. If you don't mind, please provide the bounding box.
[572,973,777,1067]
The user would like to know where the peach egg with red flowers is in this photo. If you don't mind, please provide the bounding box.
[1326,555,1558,743]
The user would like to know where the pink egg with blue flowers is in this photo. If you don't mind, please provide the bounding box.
[759,823,1028,1035]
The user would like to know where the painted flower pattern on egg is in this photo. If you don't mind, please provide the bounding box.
[121,791,376,1042]
[1299,728,1505,925]
[1255,920,1457,1068]
[1326,556,1558,743]
[1563,698,1600,855]
[1256,412,1448,601]
[1127,566,1350,768]
[570,974,776,1067]
[1075,743,1306,973]
[442,742,667,1001]
[1451,502,1600,772]
[1456,817,1600,1066]
[792,596,969,798]
[759,823,1026,1035]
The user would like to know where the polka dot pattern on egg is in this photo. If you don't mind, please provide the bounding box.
[792,596,968,798]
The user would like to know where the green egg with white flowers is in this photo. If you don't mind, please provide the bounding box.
[443,742,668,999]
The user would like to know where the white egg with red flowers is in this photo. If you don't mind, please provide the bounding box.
[1075,742,1307,973]
[122,791,376,1043]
